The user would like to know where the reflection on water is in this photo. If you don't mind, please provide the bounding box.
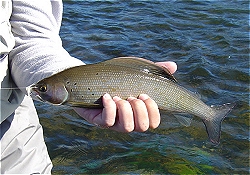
[37,1,249,174]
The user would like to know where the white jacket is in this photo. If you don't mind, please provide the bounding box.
[1,0,83,173]
[1,0,83,121]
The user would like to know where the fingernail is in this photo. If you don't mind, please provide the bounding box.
[113,96,122,102]
[103,93,112,99]
[138,94,149,100]
[127,96,136,101]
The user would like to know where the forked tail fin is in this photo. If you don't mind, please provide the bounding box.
[203,103,235,145]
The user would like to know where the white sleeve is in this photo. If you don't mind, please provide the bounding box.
[9,0,84,93]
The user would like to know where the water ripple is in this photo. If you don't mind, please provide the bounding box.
[37,1,250,174]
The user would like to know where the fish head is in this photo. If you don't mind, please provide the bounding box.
[30,80,69,105]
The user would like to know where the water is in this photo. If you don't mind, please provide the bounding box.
[36,1,249,174]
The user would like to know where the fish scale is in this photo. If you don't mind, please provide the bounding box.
[30,57,234,144]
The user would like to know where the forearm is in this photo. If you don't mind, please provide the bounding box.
[9,0,83,93]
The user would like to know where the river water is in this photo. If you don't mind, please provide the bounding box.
[36,1,249,174]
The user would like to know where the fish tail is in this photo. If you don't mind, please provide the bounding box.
[203,103,235,145]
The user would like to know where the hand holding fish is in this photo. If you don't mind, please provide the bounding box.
[74,61,177,132]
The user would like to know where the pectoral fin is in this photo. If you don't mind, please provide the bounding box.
[66,101,103,108]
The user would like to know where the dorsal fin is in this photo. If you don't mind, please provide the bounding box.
[101,57,177,83]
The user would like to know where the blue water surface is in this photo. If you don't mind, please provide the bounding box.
[36,1,249,174]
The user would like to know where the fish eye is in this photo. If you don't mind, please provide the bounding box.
[39,85,47,92]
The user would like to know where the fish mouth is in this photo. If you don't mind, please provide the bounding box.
[28,84,46,103]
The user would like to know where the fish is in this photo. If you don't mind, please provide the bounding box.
[30,57,234,144]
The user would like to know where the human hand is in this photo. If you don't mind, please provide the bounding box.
[74,61,177,132]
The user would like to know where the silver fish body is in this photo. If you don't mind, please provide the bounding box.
[30,57,234,144]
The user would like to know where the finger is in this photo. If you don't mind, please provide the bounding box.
[138,94,160,129]
[127,97,149,132]
[111,96,134,132]
[92,93,117,127]
[155,61,177,74]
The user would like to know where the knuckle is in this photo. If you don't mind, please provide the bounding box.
[143,97,156,105]
[149,122,159,129]
[129,98,145,107]
[135,124,149,132]
[148,112,160,129]
[125,127,134,133]
[104,98,116,108]
[122,124,134,133]
[116,99,130,106]
[103,119,115,127]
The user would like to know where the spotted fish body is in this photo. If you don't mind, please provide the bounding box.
[30,57,234,144]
